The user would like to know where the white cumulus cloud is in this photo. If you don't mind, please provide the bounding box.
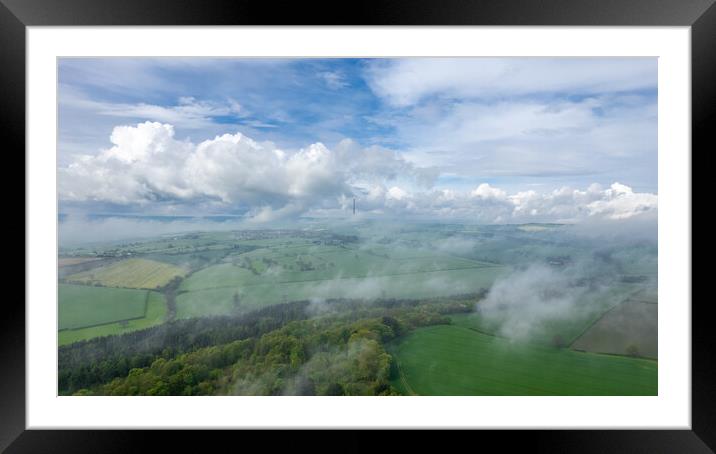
[316,182,657,224]
[59,122,657,224]
[59,122,430,218]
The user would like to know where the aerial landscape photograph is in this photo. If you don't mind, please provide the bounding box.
[57,57,658,396]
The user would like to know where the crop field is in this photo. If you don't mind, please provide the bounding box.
[59,291,166,346]
[389,325,657,395]
[174,240,507,319]
[180,263,257,292]
[176,266,508,319]
[450,283,644,346]
[144,249,239,271]
[59,284,149,330]
[571,300,657,358]
[174,239,507,319]
[183,243,497,290]
[65,258,186,289]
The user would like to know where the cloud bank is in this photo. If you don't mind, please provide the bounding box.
[59,121,657,223]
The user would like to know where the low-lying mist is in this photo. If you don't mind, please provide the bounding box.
[478,263,598,342]
[477,250,656,344]
[58,215,246,247]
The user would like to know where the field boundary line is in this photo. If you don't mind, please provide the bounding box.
[567,303,625,348]
[464,325,506,340]
[143,290,150,318]
[570,348,658,362]
[628,299,658,305]
[448,312,656,361]
[61,313,148,332]
[394,359,418,396]
[567,289,647,348]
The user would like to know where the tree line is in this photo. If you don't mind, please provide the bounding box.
[60,295,477,396]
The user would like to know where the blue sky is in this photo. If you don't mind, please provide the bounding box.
[58,58,658,223]
[59,59,392,156]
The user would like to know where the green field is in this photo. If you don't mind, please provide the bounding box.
[174,241,507,319]
[66,258,186,289]
[389,324,657,395]
[59,291,167,346]
[182,253,498,291]
[179,263,257,292]
[59,284,150,330]
[145,248,237,271]
[175,267,508,319]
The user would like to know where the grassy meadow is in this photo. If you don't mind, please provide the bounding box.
[59,284,149,330]
[59,291,167,346]
[389,324,657,395]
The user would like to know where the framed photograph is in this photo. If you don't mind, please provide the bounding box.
[8,0,709,451]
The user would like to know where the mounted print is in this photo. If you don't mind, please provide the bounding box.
[56,57,658,397]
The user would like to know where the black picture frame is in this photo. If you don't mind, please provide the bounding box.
[5,0,708,452]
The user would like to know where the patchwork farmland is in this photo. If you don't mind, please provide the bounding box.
[58,222,657,395]
[174,241,507,319]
